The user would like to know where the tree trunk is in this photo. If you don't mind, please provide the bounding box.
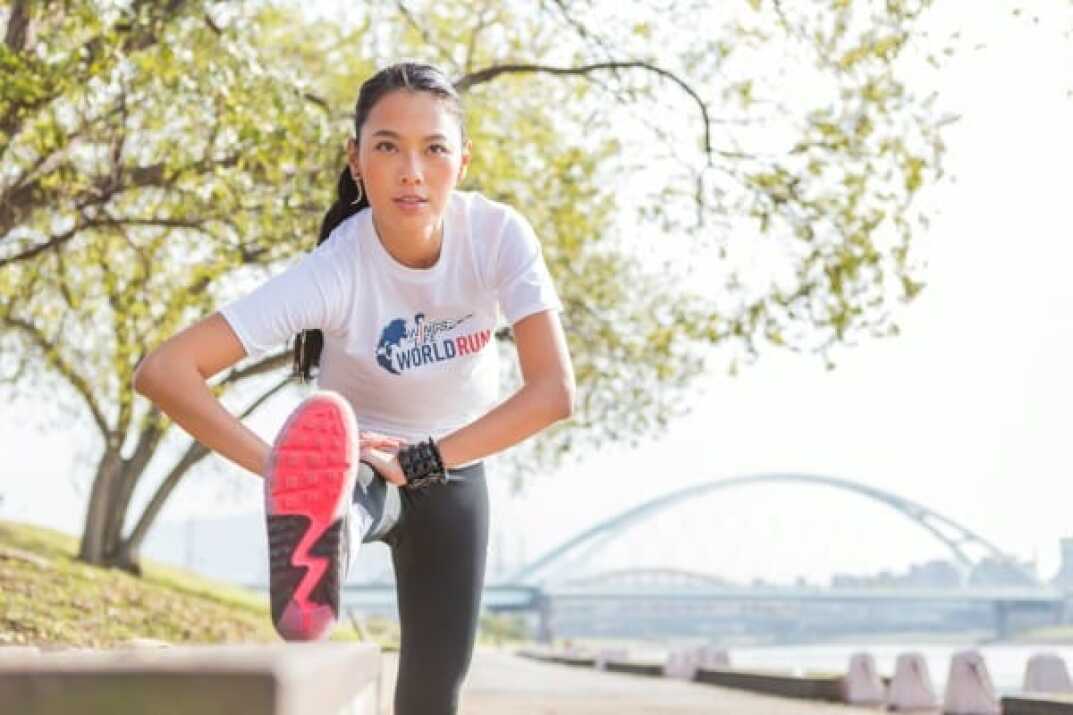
[77,445,125,564]
[100,468,131,564]
[113,374,292,573]
[114,440,210,574]
[106,419,166,571]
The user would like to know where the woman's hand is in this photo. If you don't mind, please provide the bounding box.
[358,430,404,453]
[360,448,407,486]
[358,431,407,487]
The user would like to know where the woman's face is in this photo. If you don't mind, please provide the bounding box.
[346,89,470,233]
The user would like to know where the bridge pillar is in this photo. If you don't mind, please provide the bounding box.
[1062,592,1073,624]
[993,601,1010,640]
[536,594,553,644]
[992,599,1066,639]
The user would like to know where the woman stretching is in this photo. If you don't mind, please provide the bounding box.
[133,61,575,714]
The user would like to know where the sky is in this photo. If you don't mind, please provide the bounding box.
[2,0,1071,586]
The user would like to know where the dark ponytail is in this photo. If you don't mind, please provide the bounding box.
[292,60,466,383]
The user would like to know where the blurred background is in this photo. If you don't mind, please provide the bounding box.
[2,0,1071,696]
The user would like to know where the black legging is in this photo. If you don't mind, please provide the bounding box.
[352,459,489,715]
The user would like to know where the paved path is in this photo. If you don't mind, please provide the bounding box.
[378,647,886,714]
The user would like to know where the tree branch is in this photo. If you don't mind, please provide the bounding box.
[0,1,194,155]
[2,314,111,440]
[121,373,292,556]
[4,0,31,53]
[392,0,456,67]
[216,350,293,385]
[463,2,496,76]
[109,405,167,551]
[455,60,713,160]
[0,151,243,265]
[0,212,214,269]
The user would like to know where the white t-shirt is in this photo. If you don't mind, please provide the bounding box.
[218,189,563,465]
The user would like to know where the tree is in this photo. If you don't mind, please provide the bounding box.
[0,0,955,571]
[1,0,342,568]
[356,0,955,476]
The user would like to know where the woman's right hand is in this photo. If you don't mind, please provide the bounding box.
[358,430,404,453]
[357,430,408,486]
[360,447,408,487]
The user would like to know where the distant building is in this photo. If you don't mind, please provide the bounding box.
[830,558,961,589]
[1051,537,1073,588]
[968,556,1038,587]
[902,559,962,588]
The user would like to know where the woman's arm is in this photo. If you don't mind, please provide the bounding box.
[132,313,274,478]
[364,308,575,482]
[134,230,359,479]
[135,312,405,480]
[439,308,575,467]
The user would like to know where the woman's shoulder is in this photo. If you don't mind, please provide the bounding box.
[314,209,366,264]
[451,189,523,227]
[451,189,535,263]
[327,209,366,245]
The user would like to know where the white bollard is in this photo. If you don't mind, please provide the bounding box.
[595,648,628,671]
[1022,652,1073,694]
[887,652,939,711]
[943,649,1000,715]
[699,645,730,670]
[664,644,730,680]
[844,651,885,705]
[663,648,693,679]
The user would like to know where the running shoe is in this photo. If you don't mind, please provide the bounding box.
[263,390,358,641]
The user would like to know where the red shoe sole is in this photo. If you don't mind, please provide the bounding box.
[263,390,358,641]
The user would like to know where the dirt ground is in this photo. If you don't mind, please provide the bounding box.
[378,647,891,714]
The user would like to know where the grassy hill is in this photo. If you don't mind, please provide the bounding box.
[0,518,398,648]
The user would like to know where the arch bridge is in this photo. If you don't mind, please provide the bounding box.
[507,472,1031,587]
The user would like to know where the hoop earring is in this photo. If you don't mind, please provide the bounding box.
[350,177,363,206]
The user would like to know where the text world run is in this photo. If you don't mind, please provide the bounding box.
[394,329,492,372]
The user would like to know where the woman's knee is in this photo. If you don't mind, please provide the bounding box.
[354,460,403,542]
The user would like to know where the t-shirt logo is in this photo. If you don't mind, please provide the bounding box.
[374,312,491,375]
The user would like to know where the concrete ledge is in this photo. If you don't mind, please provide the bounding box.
[1003,694,1073,715]
[0,646,40,662]
[0,642,380,715]
[604,660,664,677]
[694,666,846,702]
[553,654,597,668]
[516,649,596,668]
[595,648,628,671]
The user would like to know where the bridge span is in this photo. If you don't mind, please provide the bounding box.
[265,473,1072,641]
[336,582,1070,641]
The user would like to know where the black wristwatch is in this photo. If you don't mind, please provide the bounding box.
[398,437,448,489]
